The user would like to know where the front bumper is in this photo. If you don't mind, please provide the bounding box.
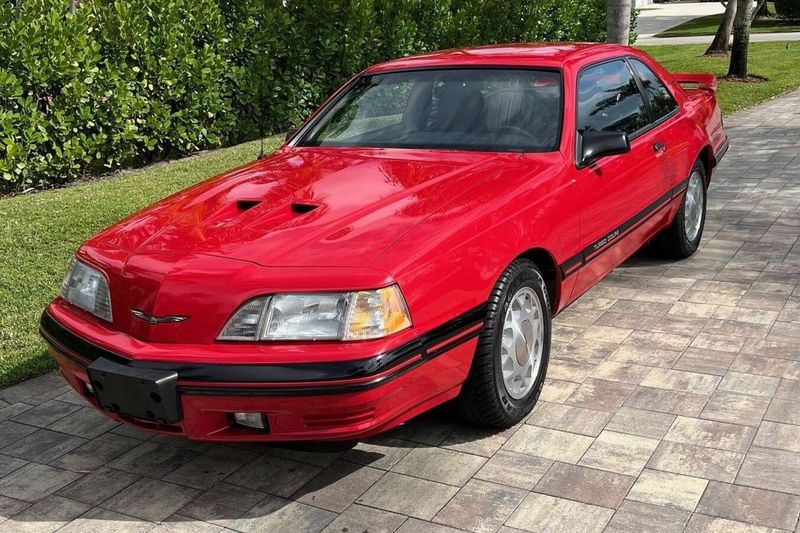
[40,305,484,441]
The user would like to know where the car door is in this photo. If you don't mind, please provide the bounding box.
[569,58,672,299]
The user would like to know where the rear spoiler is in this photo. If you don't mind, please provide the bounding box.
[672,73,718,92]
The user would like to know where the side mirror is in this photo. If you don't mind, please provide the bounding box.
[578,130,630,168]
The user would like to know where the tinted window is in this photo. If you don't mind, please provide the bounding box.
[577,60,649,136]
[298,69,563,152]
[630,58,678,121]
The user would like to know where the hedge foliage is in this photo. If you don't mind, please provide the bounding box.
[774,0,800,19]
[0,0,624,193]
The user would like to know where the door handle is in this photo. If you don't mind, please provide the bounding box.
[653,141,667,154]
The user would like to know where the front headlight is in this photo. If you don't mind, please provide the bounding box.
[60,258,113,322]
[218,285,412,341]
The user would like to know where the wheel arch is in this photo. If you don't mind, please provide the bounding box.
[697,144,714,185]
[515,247,560,312]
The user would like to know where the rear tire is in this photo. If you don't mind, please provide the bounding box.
[455,259,551,428]
[655,160,707,259]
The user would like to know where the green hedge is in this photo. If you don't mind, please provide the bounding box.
[1,0,624,193]
[774,0,800,19]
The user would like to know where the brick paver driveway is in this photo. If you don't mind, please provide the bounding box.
[2,91,800,533]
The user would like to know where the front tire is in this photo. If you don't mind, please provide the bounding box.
[455,259,551,428]
[655,161,707,259]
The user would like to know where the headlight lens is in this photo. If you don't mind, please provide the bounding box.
[60,258,113,322]
[218,285,412,342]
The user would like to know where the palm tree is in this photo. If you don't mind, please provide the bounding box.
[607,0,632,45]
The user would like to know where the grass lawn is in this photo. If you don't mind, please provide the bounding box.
[641,41,800,113]
[2,41,800,388]
[656,13,800,38]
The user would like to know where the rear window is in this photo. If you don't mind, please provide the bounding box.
[297,69,563,153]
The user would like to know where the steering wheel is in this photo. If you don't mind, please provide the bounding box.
[497,125,537,139]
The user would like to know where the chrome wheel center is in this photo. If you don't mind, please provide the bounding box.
[501,287,544,400]
[684,171,704,242]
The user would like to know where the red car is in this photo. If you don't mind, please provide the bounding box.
[41,43,727,441]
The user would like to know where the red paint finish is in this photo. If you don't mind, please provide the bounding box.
[43,43,726,441]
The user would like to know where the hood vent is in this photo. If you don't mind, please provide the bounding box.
[237,200,261,212]
[291,202,319,214]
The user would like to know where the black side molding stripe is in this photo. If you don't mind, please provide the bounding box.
[559,178,690,279]
[40,304,486,390]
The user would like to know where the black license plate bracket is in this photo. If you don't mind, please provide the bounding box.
[87,357,182,424]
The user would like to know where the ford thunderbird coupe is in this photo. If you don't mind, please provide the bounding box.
[41,43,727,441]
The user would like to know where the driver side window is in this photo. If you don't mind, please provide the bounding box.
[577,60,649,136]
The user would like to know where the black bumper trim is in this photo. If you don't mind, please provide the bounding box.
[40,304,486,394]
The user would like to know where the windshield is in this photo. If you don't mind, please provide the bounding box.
[297,68,563,152]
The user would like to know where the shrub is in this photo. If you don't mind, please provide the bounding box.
[774,0,800,19]
[1,0,619,193]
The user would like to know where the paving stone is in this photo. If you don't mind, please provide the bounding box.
[356,472,458,520]
[605,407,676,439]
[547,359,595,382]
[0,463,81,503]
[56,466,139,506]
[669,301,718,319]
[397,518,464,533]
[565,378,635,412]
[0,429,86,463]
[178,482,266,527]
[224,453,321,498]
[589,361,652,385]
[539,379,579,402]
[48,432,141,472]
[718,372,781,397]
[684,513,785,533]
[624,330,693,352]
[342,435,415,470]
[0,495,30,522]
[665,417,756,453]
[646,440,744,483]
[691,333,746,353]
[388,413,457,446]
[579,430,659,476]
[0,455,26,477]
[107,441,200,478]
[0,421,37,449]
[742,338,800,360]
[147,514,219,533]
[163,445,257,490]
[505,493,613,533]
[392,446,485,486]
[9,400,81,428]
[102,478,200,522]
[624,386,707,417]
[321,505,405,533]
[0,403,33,422]
[641,368,721,395]
[556,339,620,365]
[627,469,708,511]
[441,425,517,457]
[674,348,736,377]
[609,344,683,368]
[433,479,526,533]
[700,391,770,427]
[736,446,800,495]
[0,374,69,405]
[294,460,383,512]
[526,402,612,437]
[0,495,90,533]
[534,462,635,509]
[578,324,632,343]
[764,398,800,425]
[697,481,800,530]
[775,378,800,399]
[603,500,690,533]
[262,442,345,467]
[474,450,551,490]
[226,496,336,533]
[45,406,118,439]
[730,353,800,380]
[502,425,593,463]
[752,421,800,452]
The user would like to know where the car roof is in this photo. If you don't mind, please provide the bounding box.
[365,43,632,74]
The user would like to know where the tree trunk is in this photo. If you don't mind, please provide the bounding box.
[706,0,737,55]
[728,0,753,78]
[754,0,769,18]
[607,0,632,45]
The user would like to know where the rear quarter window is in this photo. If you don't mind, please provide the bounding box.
[629,58,678,121]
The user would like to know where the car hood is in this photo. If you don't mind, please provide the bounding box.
[93,147,520,268]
